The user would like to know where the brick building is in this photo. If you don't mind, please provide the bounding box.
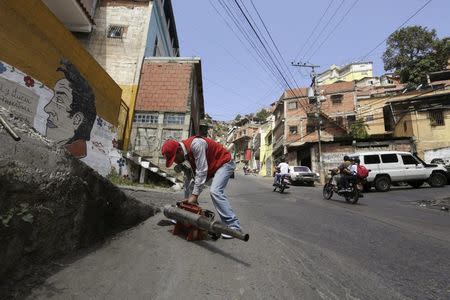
[229,118,260,168]
[273,82,355,171]
[130,57,205,174]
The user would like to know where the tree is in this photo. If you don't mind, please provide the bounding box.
[350,118,369,140]
[234,114,242,121]
[382,26,450,86]
[255,108,270,121]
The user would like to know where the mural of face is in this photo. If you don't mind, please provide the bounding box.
[43,59,96,158]
[44,78,83,144]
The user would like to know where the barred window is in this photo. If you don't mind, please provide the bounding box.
[306,124,316,133]
[164,113,185,125]
[331,94,343,104]
[287,101,297,110]
[347,115,356,127]
[289,126,298,134]
[107,25,126,39]
[335,116,343,126]
[430,110,444,126]
[134,113,158,124]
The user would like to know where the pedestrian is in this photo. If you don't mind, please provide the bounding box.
[161,136,243,239]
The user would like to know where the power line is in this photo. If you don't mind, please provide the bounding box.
[359,0,433,61]
[300,0,346,62]
[231,0,309,113]
[209,0,285,90]
[307,0,360,61]
[249,0,304,95]
[293,0,335,61]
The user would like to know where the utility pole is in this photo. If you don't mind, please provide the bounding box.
[291,62,324,183]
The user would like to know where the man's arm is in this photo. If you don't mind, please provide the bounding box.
[189,138,208,202]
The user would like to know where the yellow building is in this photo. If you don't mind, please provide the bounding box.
[357,83,450,161]
[317,62,373,85]
[259,118,275,177]
[390,88,450,161]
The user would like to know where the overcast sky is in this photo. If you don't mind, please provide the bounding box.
[171,0,450,121]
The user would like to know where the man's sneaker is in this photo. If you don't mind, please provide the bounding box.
[221,233,233,239]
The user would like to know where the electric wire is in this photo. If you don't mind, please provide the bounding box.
[306,0,360,61]
[359,0,433,61]
[293,0,335,61]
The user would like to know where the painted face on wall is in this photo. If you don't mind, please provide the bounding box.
[44,78,83,144]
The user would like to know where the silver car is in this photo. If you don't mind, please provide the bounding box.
[289,166,320,186]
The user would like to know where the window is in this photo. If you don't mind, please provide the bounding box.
[430,110,444,126]
[153,37,159,56]
[364,155,380,164]
[403,121,407,132]
[331,94,343,104]
[164,113,185,125]
[107,25,126,39]
[288,101,297,110]
[335,116,343,126]
[402,155,418,165]
[134,113,158,124]
[289,126,298,134]
[347,115,356,127]
[365,115,374,122]
[306,123,316,133]
[381,154,398,163]
[383,106,393,131]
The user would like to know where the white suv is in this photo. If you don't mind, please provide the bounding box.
[349,151,448,192]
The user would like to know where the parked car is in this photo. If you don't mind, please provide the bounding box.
[349,151,448,192]
[430,158,450,165]
[430,158,450,184]
[288,166,319,186]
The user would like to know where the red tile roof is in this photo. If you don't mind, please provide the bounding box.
[135,61,193,112]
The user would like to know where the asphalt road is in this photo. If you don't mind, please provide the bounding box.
[29,174,450,299]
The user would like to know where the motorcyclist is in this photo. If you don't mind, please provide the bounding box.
[273,158,289,186]
[338,155,353,192]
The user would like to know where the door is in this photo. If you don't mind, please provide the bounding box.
[380,154,403,181]
[362,154,380,181]
[401,154,429,180]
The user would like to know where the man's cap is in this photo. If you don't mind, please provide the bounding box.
[161,139,180,168]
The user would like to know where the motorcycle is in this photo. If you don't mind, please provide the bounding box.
[273,174,291,193]
[323,169,362,204]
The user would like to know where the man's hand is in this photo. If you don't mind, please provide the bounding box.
[185,194,199,204]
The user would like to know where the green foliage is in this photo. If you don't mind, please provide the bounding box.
[350,118,369,140]
[383,26,450,86]
[234,114,242,121]
[107,167,140,186]
[255,109,270,121]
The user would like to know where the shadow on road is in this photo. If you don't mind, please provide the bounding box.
[161,221,252,268]
[194,240,252,268]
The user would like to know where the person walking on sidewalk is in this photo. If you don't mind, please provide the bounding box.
[161,136,242,239]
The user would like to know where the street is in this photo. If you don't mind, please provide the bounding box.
[29,174,450,299]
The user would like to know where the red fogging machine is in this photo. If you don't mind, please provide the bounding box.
[163,203,249,242]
